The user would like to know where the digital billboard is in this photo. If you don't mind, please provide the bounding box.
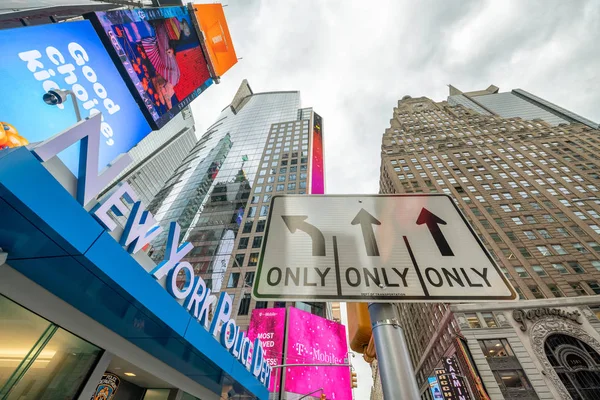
[0,20,151,174]
[192,3,238,78]
[247,308,286,392]
[86,7,213,129]
[285,307,351,400]
[310,112,324,194]
[428,376,443,400]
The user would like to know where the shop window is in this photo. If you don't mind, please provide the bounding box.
[464,313,481,328]
[479,338,514,358]
[0,295,102,399]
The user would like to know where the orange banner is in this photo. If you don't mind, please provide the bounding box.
[193,3,237,77]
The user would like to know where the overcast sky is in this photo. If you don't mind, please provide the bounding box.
[189,1,600,397]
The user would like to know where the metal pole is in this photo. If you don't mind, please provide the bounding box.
[368,303,420,400]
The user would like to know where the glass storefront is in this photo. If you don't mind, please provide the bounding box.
[0,294,102,399]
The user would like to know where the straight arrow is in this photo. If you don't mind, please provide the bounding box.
[351,208,381,256]
[282,215,326,256]
[416,208,454,256]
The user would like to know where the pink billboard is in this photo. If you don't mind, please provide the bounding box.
[247,308,286,391]
[285,307,351,400]
[310,112,324,194]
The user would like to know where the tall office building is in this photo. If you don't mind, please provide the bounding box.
[375,86,600,400]
[100,107,197,206]
[148,80,328,330]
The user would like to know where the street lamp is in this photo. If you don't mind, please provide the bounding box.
[43,89,82,122]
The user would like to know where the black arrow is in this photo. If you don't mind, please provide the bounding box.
[351,208,381,256]
[282,215,326,256]
[416,208,454,256]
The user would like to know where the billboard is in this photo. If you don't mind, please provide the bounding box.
[247,308,286,392]
[0,20,151,173]
[192,3,238,78]
[86,7,213,129]
[428,376,443,400]
[310,112,324,194]
[285,307,351,400]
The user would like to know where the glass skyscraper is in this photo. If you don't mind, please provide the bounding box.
[147,80,326,329]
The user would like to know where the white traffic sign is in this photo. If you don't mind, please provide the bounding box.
[253,194,517,302]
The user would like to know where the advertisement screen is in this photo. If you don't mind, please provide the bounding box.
[87,7,213,129]
[428,376,443,400]
[310,112,324,194]
[0,20,151,174]
[247,308,286,392]
[193,3,238,77]
[285,307,351,400]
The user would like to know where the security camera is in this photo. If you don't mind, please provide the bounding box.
[43,89,69,106]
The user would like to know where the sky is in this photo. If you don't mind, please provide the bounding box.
[188,1,600,397]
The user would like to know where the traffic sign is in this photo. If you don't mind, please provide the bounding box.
[253,194,517,302]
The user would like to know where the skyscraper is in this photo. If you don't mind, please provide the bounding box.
[375,86,600,399]
[99,106,197,206]
[148,80,327,330]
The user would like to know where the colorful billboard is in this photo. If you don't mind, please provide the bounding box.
[192,3,238,78]
[428,376,443,400]
[285,307,351,399]
[310,112,324,194]
[86,7,213,129]
[247,308,286,392]
[0,20,151,174]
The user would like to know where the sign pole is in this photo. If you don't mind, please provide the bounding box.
[368,302,420,399]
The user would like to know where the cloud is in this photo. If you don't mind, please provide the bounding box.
[190,0,600,393]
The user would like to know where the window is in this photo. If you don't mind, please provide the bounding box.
[512,217,523,225]
[514,266,529,278]
[243,221,253,234]
[537,246,551,256]
[238,237,249,250]
[252,236,263,248]
[571,283,588,296]
[523,231,536,240]
[525,215,537,224]
[574,243,590,254]
[590,306,600,320]
[552,244,568,255]
[532,265,547,276]
[248,252,259,267]
[490,233,503,243]
[548,284,563,297]
[256,220,266,233]
[518,248,532,258]
[537,229,551,239]
[482,312,498,328]
[234,254,244,268]
[588,242,600,252]
[227,273,240,288]
[530,286,545,299]
[244,271,255,287]
[0,295,103,399]
[493,370,534,391]
[588,281,600,295]
[552,263,569,274]
[506,231,516,241]
[465,313,481,328]
[569,262,586,274]
[542,214,555,223]
[592,261,600,272]
[276,184,284,191]
[479,339,514,358]
[255,301,268,309]
[556,227,570,237]
[238,294,251,315]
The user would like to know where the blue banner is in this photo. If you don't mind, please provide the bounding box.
[0,20,151,173]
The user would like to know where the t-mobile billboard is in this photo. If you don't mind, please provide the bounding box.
[285,307,351,400]
[247,308,286,392]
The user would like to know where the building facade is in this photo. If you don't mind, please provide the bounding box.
[147,81,328,331]
[374,86,600,400]
[99,106,197,206]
